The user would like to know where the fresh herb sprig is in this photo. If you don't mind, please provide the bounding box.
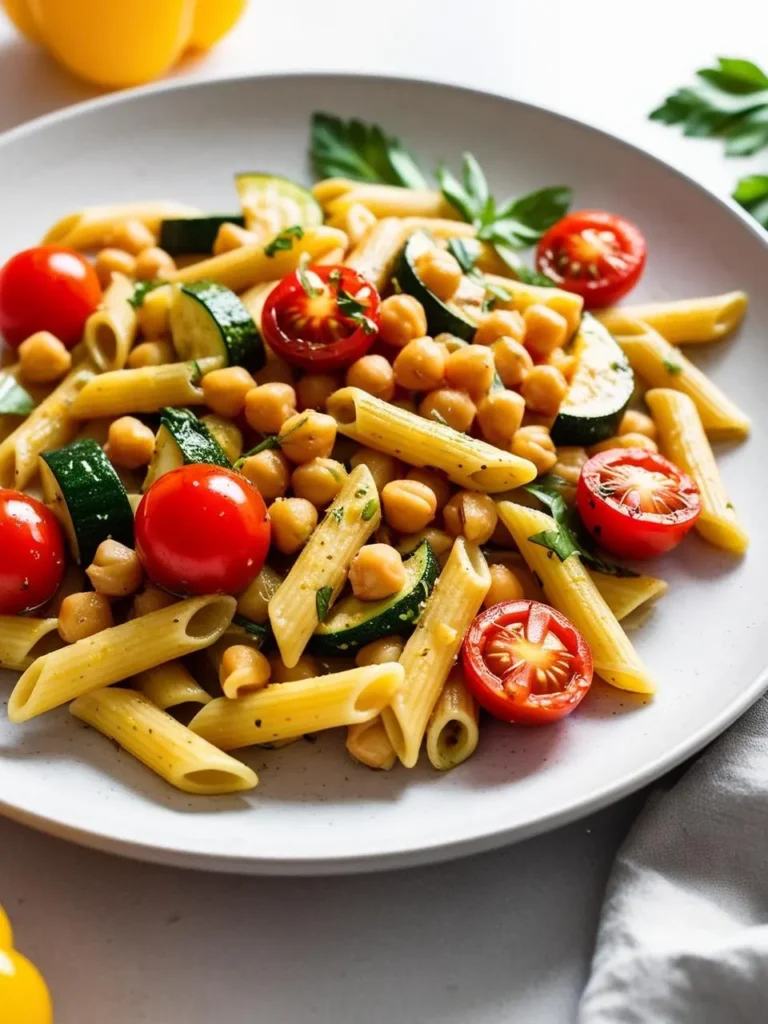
[335,287,377,335]
[264,224,304,257]
[311,112,428,188]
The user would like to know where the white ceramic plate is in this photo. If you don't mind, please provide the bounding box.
[1,74,766,875]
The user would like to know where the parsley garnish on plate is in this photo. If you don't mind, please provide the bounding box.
[264,224,304,257]
[310,112,428,188]
[0,375,35,416]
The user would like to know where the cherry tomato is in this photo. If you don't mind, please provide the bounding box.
[135,465,270,596]
[577,448,701,560]
[0,947,53,1024]
[0,490,65,614]
[462,600,593,725]
[535,211,647,308]
[261,265,380,371]
[0,246,102,348]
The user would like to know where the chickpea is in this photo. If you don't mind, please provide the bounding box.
[213,222,260,256]
[94,248,136,287]
[381,479,437,533]
[484,563,526,607]
[219,645,271,699]
[476,389,525,447]
[105,218,156,255]
[443,491,498,545]
[269,497,318,554]
[136,285,172,339]
[491,516,514,547]
[239,449,291,500]
[474,309,525,347]
[18,331,72,384]
[350,448,403,492]
[296,372,342,411]
[397,527,454,564]
[444,344,495,399]
[378,294,428,349]
[393,337,446,391]
[405,468,452,509]
[202,366,256,418]
[553,446,588,485]
[133,585,177,617]
[58,592,114,643]
[291,457,347,506]
[106,416,155,469]
[510,425,557,475]
[134,247,176,281]
[418,388,476,433]
[589,433,659,455]
[278,411,336,464]
[86,540,143,597]
[349,544,407,601]
[127,339,176,369]
[618,409,657,440]
[415,248,462,301]
[520,365,568,416]
[391,396,417,415]
[355,636,405,667]
[434,333,468,354]
[269,653,320,683]
[523,304,569,361]
[492,336,533,389]
[200,414,243,462]
[346,354,395,401]
[244,382,297,434]
[547,347,577,380]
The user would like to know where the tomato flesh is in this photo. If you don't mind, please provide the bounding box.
[135,465,271,596]
[261,264,380,371]
[462,600,593,725]
[0,246,102,348]
[577,448,701,560]
[0,490,66,614]
[535,210,646,309]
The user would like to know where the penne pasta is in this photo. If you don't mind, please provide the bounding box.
[346,717,397,771]
[646,387,748,555]
[189,662,405,750]
[483,274,584,337]
[42,201,200,250]
[589,572,668,623]
[323,183,459,221]
[134,660,213,713]
[0,616,60,671]
[8,595,235,723]
[70,687,257,795]
[327,387,536,493]
[398,217,476,240]
[597,292,747,345]
[382,538,490,768]
[425,666,480,771]
[496,501,656,694]
[269,464,380,667]
[84,273,138,371]
[70,357,220,418]
[345,217,409,291]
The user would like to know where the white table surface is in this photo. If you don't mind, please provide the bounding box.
[0,3,762,1021]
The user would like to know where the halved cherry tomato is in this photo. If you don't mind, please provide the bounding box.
[261,265,380,371]
[135,465,270,596]
[535,211,647,309]
[0,490,65,614]
[577,448,701,560]
[0,246,102,348]
[462,600,593,725]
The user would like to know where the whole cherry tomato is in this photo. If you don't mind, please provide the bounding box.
[0,490,65,614]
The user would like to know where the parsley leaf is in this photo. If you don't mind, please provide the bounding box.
[310,112,427,188]
[663,358,683,375]
[733,174,768,228]
[446,238,515,308]
[316,585,334,622]
[361,499,378,521]
[336,288,377,335]
[0,375,35,416]
[129,280,163,309]
[331,505,344,524]
[264,224,304,257]
[235,415,310,464]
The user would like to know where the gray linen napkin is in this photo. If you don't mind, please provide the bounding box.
[579,693,768,1024]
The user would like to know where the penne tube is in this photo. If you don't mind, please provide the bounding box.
[311,177,358,203]
[611,319,750,439]
[84,273,138,371]
[70,687,257,795]
[324,184,459,221]
[134,660,213,713]
[588,572,668,623]
[0,617,60,671]
[8,595,235,723]
[168,227,348,291]
[483,274,584,337]
[346,717,397,771]
[597,292,747,344]
[314,246,347,265]
[345,217,409,291]
[382,538,490,768]
[425,666,480,771]
[0,362,96,489]
[189,663,405,751]
[327,387,536,493]
[496,501,656,694]
[269,464,380,667]
[42,201,200,250]
[646,387,748,555]
[70,357,220,418]
[399,217,476,240]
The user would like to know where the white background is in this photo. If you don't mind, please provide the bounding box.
[0,2,765,1021]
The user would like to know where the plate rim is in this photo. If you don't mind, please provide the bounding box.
[1,69,766,875]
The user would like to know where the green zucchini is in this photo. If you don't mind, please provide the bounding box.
[159,215,246,255]
[143,407,230,491]
[170,280,265,371]
[310,540,438,655]
[40,439,134,565]
[551,315,634,447]
[396,231,484,340]
[235,173,323,232]
[229,614,270,649]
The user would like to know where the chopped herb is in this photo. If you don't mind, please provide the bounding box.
[447,237,515,308]
[513,265,557,287]
[129,279,163,308]
[726,501,735,510]
[446,238,478,274]
[297,253,322,297]
[0,375,35,416]
[336,288,377,335]
[361,499,378,521]
[236,414,309,464]
[663,358,683,375]
[310,112,428,188]
[482,294,497,313]
[429,408,449,426]
[316,585,334,622]
[264,224,304,257]
[390,276,402,294]
[190,360,203,385]
[331,505,344,523]
[354,487,368,497]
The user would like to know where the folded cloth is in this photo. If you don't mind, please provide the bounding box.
[579,693,768,1024]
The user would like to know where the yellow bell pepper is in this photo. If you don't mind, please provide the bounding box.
[0,903,53,1024]
[1,0,246,88]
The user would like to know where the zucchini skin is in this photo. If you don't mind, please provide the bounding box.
[178,281,266,372]
[159,216,246,255]
[235,173,323,229]
[396,232,478,340]
[161,407,230,468]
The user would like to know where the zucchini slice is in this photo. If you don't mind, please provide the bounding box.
[310,540,439,655]
[40,439,134,565]
[170,281,265,371]
[143,406,230,491]
[159,215,246,255]
[551,315,634,446]
[396,231,484,340]
[235,173,323,233]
